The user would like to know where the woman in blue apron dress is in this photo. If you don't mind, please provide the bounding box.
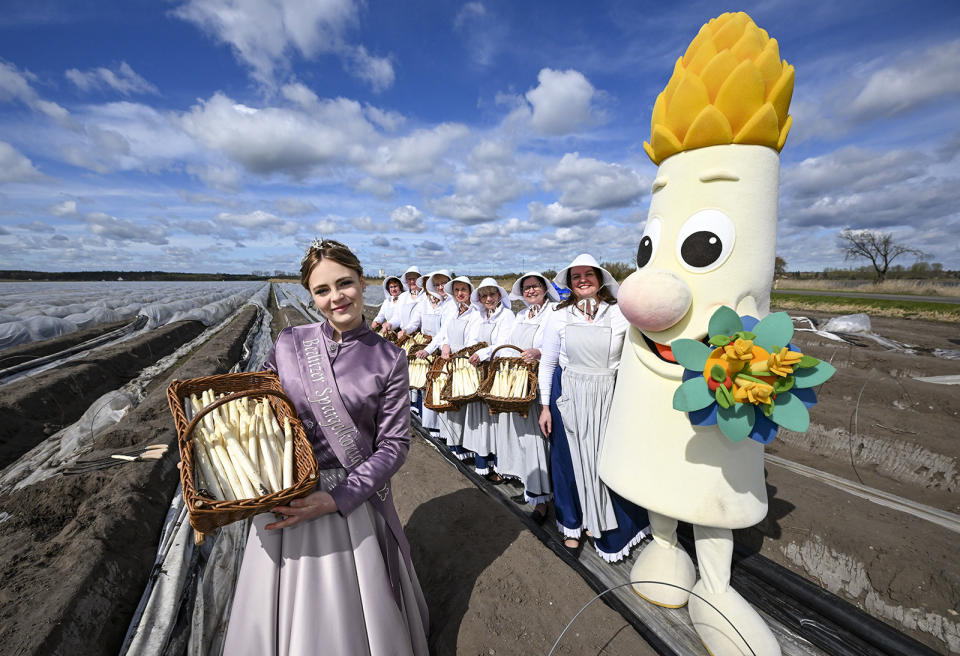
[491,272,558,522]
[538,254,649,561]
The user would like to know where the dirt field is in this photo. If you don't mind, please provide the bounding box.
[0,298,956,654]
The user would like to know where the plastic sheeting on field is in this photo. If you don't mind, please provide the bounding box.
[0,281,267,350]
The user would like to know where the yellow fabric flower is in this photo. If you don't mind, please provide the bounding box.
[734,379,774,405]
[722,338,755,363]
[767,347,803,377]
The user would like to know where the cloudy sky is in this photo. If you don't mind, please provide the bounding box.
[1,0,958,276]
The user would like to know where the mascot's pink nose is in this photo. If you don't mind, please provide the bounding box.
[618,269,692,332]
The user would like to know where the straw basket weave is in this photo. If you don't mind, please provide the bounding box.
[441,342,488,405]
[166,371,318,543]
[423,357,457,411]
[398,332,432,356]
[407,351,434,391]
[478,344,538,417]
[378,329,399,344]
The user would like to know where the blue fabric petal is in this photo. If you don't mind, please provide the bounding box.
[689,403,718,426]
[791,386,817,408]
[749,412,779,444]
[740,315,760,331]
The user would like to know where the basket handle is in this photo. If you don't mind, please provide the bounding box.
[181,388,297,442]
[490,344,523,360]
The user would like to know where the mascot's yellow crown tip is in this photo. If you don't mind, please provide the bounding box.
[645,11,794,165]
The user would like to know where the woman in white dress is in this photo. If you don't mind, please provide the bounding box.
[412,270,452,442]
[371,275,404,333]
[463,278,515,481]
[538,254,649,561]
[425,276,478,461]
[488,272,558,522]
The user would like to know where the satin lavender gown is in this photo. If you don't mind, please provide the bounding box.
[223,320,429,656]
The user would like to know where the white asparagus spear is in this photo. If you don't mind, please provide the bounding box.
[257,414,281,493]
[200,428,237,500]
[282,417,294,489]
[193,435,225,500]
[224,428,268,496]
[217,426,258,498]
[211,423,250,499]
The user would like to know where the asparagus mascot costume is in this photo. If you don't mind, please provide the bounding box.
[601,12,834,656]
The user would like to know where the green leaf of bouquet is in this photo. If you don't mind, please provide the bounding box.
[709,335,731,347]
[761,400,775,417]
[770,391,810,431]
[736,331,757,341]
[708,306,743,340]
[793,361,836,388]
[715,385,733,409]
[797,354,820,368]
[710,364,727,382]
[717,403,755,442]
[671,339,711,371]
[673,377,715,411]
[752,312,794,350]
[772,376,794,394]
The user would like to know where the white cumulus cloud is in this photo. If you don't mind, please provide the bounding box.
[527,201,600,227]
[172,0,394,91]
[524,68,595,135]
[390,205,425,232]
[65,61,159,96]
[0,141,45,183]
[543,152,646,210]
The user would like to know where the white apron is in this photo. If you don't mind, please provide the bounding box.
[462,321,495,458]
[490,321,551,500]
[437,313,471,449]
[555,316,619,536]
[418,303,443,434]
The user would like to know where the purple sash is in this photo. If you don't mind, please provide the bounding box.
[288,323,411,608]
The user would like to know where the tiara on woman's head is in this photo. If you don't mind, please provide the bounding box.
[301,237,348,264]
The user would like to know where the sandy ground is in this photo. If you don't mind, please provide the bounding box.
[0,299,956,654]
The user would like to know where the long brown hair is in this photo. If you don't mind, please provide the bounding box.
[299,239,364,289]
[556,266,617,309]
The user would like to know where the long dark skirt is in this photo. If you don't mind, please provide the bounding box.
[549,366,649,562]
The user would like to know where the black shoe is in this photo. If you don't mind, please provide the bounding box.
[563,538,583,557]
[531,508,548,525]
[510,493,527,504]
[484,472,505,485]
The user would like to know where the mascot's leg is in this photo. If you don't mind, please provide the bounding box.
[689,525,780,656]
[630,511,695,608]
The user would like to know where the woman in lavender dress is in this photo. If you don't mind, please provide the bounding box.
[223,239,428,656]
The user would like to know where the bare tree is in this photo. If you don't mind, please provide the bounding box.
[838,229,924,283]
[774,256,787,278]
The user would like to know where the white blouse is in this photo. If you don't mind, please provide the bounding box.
[537,301,629,404]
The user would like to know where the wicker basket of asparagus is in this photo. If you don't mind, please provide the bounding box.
[441,342,488,405]
[407,352,434,391]
[166,371,318,543]
[398,332,432,356]
[478,345,538,417]
[378,328,399,343]
[423,357,457,411]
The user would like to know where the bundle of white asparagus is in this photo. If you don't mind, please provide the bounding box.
[400,332,430,355]
[429,370,449,406]
[488,361,530,399]
[183,390,296,501]
[408,356,433,388]
[449,357,482,398]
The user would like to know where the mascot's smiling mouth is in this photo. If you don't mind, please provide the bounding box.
[641,333,709,364]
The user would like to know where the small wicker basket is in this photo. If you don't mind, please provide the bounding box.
[378,329,399,344]
[398,332,432,356]
[478,344,538,417]
[166,371,318,543]
[407,351,434,391]
[423,357,457,411]
[441,342,488,405]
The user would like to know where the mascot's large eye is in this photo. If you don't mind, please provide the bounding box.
[636,217,661,268]
[675,209,735,273]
